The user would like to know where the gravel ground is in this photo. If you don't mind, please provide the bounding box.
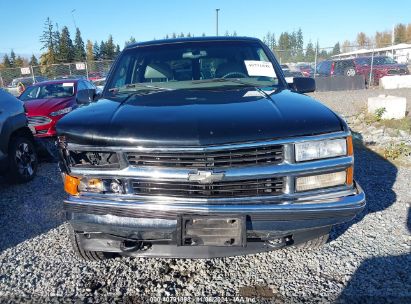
[0,141,410,302]
[1,88,410,302]
[308,87,411,117]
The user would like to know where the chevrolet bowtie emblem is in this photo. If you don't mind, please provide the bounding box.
[188,171,225,184]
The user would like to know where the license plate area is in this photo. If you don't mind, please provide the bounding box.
[178,215,246,247]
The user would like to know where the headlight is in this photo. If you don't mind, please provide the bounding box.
[77,177,124,194]
[295,138,349,162]
[296,170,348,192]
[50,106,72,117]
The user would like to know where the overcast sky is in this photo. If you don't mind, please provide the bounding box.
[1,0,410,56]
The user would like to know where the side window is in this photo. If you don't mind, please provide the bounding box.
[84,80,96,90]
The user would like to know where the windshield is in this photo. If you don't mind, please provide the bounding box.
[373,57,397,65]
[105,41,281,94]
[19,82,75,101]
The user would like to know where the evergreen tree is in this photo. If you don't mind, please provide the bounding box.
[115,44,121,56]
[186,32,191,38]
[86,40,94,62]
[14,56,24,67]
[232,31,237,37]
[172,33,177,38]
[124,36,136,47]
[74,28,86,61]
[10,50,16,67]
[305,40,315,62]
[2,54,12,68]
[58,26,74,62]
[40,17,59,65]
[29,55,38,66]
[93,41,100,60]
[99,41,106,59]
[224,30,229,36]
[295,28,304,61]
[332,42,340,55]
[202,33,206,37]
[179,32,185,38]
[105,35,116,59]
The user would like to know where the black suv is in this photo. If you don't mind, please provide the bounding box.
[57,37,365,260]
[0,90,37,182]
[316,59,357,77]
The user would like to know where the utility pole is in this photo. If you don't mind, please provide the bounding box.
[71,9,77,30]
[216,9,220,36]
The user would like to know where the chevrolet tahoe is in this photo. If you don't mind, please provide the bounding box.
[57,37,365,260]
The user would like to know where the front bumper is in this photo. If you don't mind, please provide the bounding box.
[65,182,365,258]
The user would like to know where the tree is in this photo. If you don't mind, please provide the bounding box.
[40,17,59,65]
[10,50,16,67]
[29,55,38,66]
[201,33,206,37]
[99,40,106,59]
[104,35,116,60]
[305,40,315,62]
[224,30,229,36]
[86,40,94,62]
[2,54,12,68]
[375,31,392,48]
[332,42,340,55]
[394,23,407,43]
[295,28,304,61]
[74,28,86,61]
[232,31,237,37]
[124,36,136,47]
[93,41,100,60]
[341,40,351,53]
[115,44,121,56]
[58,26,74,62]
[14,56,24,67]
[406,23,411,43]
[356,32,369,48]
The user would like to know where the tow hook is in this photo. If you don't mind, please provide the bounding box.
[120,241,151,252]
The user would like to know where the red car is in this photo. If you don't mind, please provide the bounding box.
[354,56,409,85]
[18,79,97,137]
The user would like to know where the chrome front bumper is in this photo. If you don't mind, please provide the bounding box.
[65,182,365,258]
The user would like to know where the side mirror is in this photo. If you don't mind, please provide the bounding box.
[76,90,93,104]
[291,77,316,93]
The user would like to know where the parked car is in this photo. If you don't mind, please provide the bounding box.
[353,56,409,85]
[0,90,37,182]
[18,79,97,138]
[294,63,314,77]
[316,59,357,77]
[57,36,365,260]
[92,77,106,94]
[316,56,409,85]
[88,72,105,82]
[7,76,48,96]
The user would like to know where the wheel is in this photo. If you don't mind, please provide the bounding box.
[295,233,329,249]
[68,225,115,261]
[221,71,248,79]
[8,136,37,183]
[344,68,356,77]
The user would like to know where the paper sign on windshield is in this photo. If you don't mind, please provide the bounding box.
[244,60,276,77]
[62,82,74,87]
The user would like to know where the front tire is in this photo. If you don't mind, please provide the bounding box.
[8,136,37,183]
[68,225,115,261]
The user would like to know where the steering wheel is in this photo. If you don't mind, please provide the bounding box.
[221,72,248,79]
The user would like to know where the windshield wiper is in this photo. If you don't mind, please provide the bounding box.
[109,83,170,95]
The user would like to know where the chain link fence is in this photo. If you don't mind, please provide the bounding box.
[272,42,411,90]
[0,60,114,93]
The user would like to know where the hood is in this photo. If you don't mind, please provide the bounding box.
[57,88,345,147]
[24,97,75,116]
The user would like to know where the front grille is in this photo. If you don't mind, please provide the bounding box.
[387,69,399,75]
[36,129,48,134]
[126,145,284,169]
[131,177,285,198]
[27,116,52,126]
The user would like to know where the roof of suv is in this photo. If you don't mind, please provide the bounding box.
[124,36,262,49]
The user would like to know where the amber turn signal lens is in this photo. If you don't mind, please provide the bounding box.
[347,136,353,156]
[64,174,80,195]
[346,166,354,186]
